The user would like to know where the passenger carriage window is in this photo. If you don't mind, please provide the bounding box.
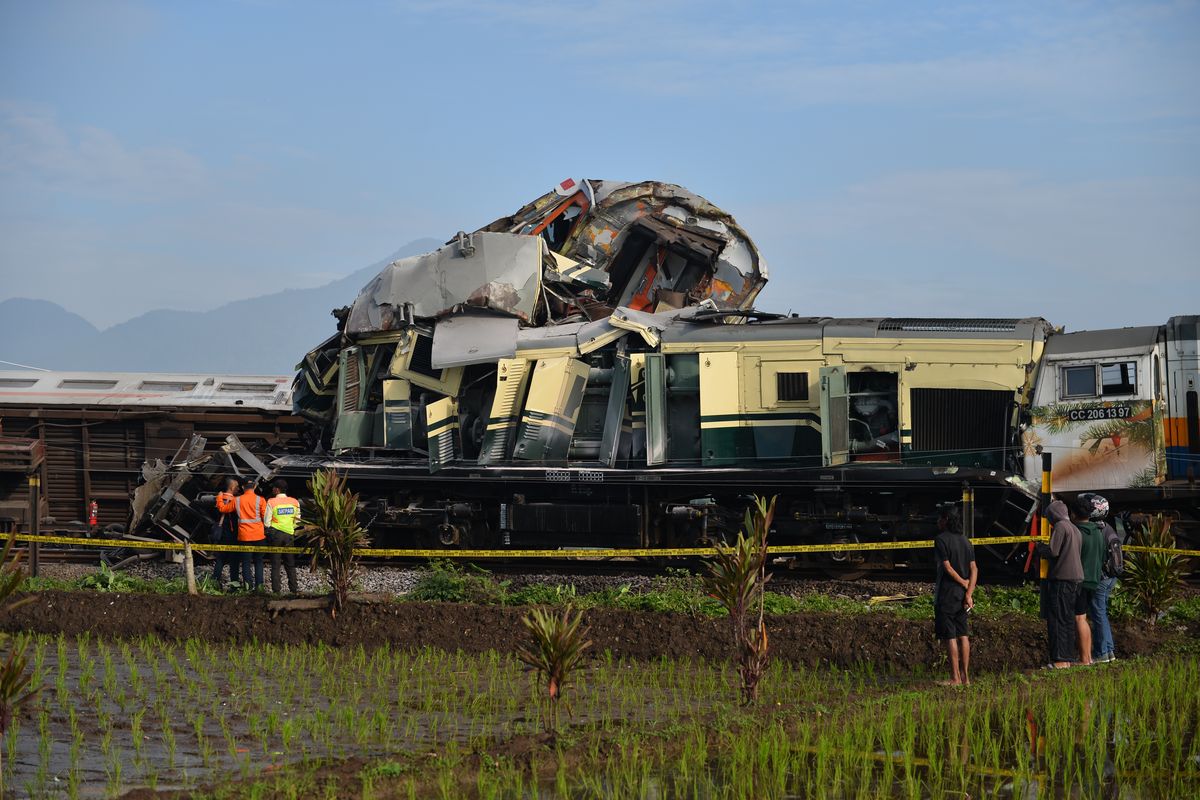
[776,372,809,402]
[1062,366,1097,399]
[1101,362,1137,396]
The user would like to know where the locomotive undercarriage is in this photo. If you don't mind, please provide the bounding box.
[271,456,1039,573]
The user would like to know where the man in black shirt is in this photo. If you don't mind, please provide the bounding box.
[934,507,977,685]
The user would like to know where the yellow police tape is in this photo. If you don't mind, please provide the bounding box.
[3,532,1198,559]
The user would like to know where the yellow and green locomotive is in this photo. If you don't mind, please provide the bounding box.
[280,179,1052,562]
[129,178,1196,564]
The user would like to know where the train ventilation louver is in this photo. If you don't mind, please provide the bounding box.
[339,347,361,414]
[478,359,531,465]
[878,319,1020,333]
[382,379,413,451]
[426,397,460,473]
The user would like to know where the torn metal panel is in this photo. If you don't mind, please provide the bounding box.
[512,357,590,464]
[431,314,520,368]
[575,318,629,354]
[346,232,544,334]
[483,179,767,313]
[609,307,672,348]
[515,322,587,359]
[547,251,610,291]
[643,353,668,466]
[598,355,632,467]
[388,329,465,396]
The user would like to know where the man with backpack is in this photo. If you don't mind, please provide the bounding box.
[1079,493,1122,663]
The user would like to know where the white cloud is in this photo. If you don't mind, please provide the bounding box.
[0,104,429,326]
[0,103,209,201]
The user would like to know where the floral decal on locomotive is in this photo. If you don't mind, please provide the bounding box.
[1025,399,1165,490]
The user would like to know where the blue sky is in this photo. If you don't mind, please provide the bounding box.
[1,0,1197,329]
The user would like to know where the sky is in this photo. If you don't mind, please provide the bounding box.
[1,0,1197,331]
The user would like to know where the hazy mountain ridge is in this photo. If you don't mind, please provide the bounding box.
[0,239,441,374]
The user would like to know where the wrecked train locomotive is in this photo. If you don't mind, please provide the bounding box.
[130,178,1199,568]
[269,178,1044,565]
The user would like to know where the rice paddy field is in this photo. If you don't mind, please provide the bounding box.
[5,630,1198,799]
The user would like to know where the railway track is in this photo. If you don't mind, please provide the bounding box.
[19,547,104,565]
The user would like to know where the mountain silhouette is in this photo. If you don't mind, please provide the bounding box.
[0,239,440,374]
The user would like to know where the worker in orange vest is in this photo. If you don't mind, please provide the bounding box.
[235,477,271,589]
[211,477,241,588]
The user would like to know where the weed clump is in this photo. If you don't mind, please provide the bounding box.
[409,560,507,604]
[517,605,592,731]
[304,469,371,617]
[0,533,37,791]
[702,495,775,705]
[1124,514,1187,623]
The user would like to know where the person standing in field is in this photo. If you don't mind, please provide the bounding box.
[211,477,241,588]
[933,507,977,686]
[1079,493,1121,663]
[1072,495,1108,666]
[1036,499,1083,669]
[265,478,301,594]
[234,477,270,590]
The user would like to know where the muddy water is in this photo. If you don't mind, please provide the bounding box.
[6,635,708,798]
[7,636,526,798]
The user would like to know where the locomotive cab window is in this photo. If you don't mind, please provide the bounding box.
[1101,362,1137,396]
[1061,365,1097,399]
[847,371,899,456]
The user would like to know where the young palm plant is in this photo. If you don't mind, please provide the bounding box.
[0,534,38,790]
[702,494,775,705]
[1123,513,1186,623]
[303,469,371,617]
[516,605,592,732]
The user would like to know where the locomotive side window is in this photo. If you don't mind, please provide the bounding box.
[776,372,809,402]
[1101,362,1137,396]
[1062,365,1097,399]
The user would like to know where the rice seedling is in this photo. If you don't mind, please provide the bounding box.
[6,620,1195,800]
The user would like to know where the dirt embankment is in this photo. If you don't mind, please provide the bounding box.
[3,590,1177,672]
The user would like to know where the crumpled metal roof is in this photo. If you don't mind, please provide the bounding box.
[482,178,766,312]
[346,232,545,335]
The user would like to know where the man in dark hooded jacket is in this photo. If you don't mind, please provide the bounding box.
[1036,499,1083,668]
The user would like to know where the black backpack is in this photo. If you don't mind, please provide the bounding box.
[1101,523,1124,578]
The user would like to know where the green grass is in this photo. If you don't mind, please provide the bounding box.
[22,559,1200,628]
[407,562,1069,621]
[22,567,226,595]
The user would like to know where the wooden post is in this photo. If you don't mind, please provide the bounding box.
[28,475,40,578]
[183,540,197,595]
[960,483,975,538]
[1039,453,1052,580]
